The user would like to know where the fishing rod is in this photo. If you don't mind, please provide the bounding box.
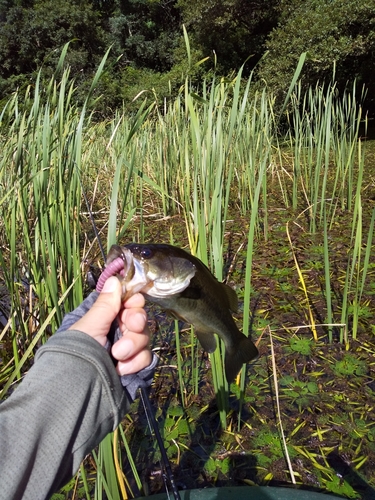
[80,179,181,500]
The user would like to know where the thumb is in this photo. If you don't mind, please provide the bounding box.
[69,276,122,345]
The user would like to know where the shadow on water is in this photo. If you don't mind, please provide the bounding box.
[173,398,258,491]
[326,452,375,500]
[127,369,259,497]
[123,306,262,496]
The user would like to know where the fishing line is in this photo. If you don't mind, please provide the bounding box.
[140,389,181,500]
[80,177,106,261]
[80,176,181,500]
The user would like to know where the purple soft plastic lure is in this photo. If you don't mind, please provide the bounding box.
[96,257,125,292]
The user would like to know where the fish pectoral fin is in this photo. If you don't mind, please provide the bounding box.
[195,330,217,353]
[224,335,258,383]
[180,286,201,300]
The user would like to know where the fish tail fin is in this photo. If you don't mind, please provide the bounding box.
[224,335,258,383]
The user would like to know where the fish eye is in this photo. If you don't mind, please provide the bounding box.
[140,247,153,259]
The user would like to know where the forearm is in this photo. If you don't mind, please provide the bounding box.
[0,331,129,500]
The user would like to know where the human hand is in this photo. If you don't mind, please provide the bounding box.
[68,276,152,376]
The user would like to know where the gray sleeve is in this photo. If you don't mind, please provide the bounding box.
[0,331,130,500]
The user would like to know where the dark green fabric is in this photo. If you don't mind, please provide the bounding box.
[0,330,130,500]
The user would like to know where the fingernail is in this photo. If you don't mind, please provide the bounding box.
[101,276,117,293]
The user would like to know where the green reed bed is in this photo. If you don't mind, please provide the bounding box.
[1,48,375,498]
[285,80,365,230]
[0,69,84,392]
[0,49,136,499]
[135,68,276,425]
[282,80,370,345]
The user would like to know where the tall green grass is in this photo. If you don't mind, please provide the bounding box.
[0,45,374,497]
[0,64,84,395]
[285,80,365,230]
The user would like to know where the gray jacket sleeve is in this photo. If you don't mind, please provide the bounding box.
[0,292,158,500]
[0,331,130,499]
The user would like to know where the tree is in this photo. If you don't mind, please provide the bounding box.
[258,0,375,110]
[0,0,186,113]
[178,0,281,73]
[104,0,182,72]
[0,0,104,79]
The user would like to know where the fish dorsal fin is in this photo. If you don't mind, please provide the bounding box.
[221,282,238,312]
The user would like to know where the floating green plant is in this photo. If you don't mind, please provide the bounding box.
[289,337,313,356]
[333,354,367,377]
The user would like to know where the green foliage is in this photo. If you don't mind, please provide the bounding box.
[0,0,103,78]
[92,53,207,117]
[280,375,319,411]
[252,428,296,467]
[289,337,313,355]
[1,0,375,116]
[325,474,358,498]
[178,0,281,74]
[258,0,375,103]
[204,456,230,477]
[104,0,182,72]
[0,0,185,112]
[161,405,191,459]
[333,353,367,377]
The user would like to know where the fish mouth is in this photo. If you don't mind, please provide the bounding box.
[97,243,196,300]
[125,244,196,298]
[96,245,150,299]
[107,246,133,279]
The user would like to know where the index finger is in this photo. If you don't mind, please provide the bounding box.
[123,292,145,309]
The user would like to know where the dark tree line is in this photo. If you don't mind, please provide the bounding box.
[1,0,375,115]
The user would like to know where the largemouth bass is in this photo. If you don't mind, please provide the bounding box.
[102,243,258,382]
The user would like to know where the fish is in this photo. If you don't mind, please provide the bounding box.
[103,243,258,383]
